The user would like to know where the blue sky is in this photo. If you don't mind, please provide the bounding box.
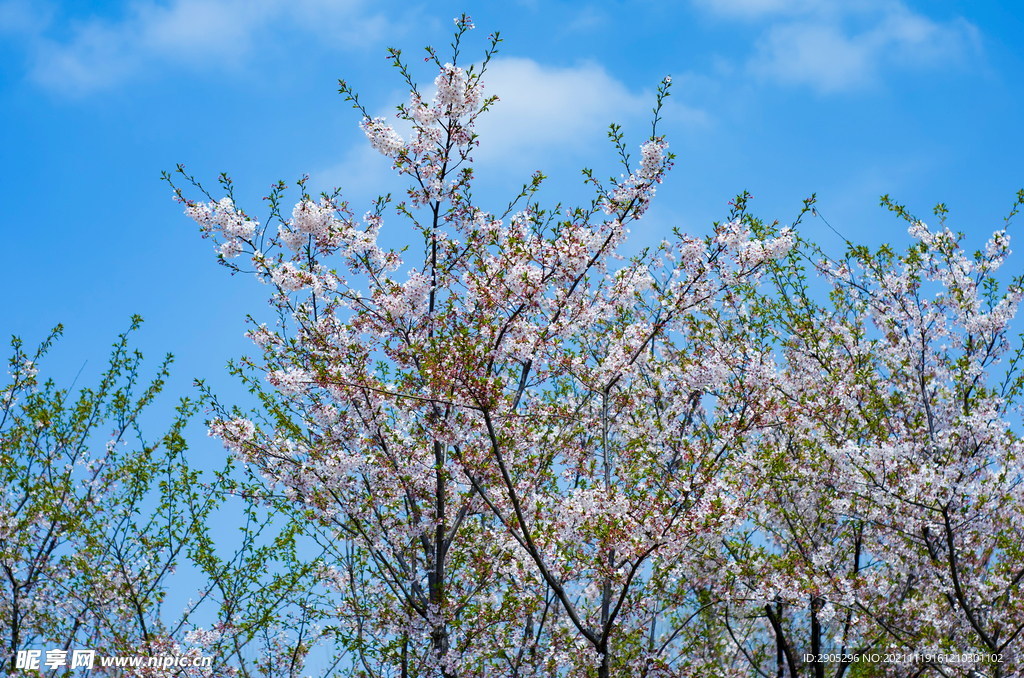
[0,0,1019,428]
[1,0,1022,658]
[2,0,1022,400]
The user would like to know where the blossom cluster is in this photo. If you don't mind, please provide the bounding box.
[183,197,256,258]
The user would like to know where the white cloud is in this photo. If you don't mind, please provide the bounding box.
[691,0,980,93]
[313,144,401,205]
[0,0,389,95]
[749,22,876,91]
[475,58,644,163]
[471,58,706,170]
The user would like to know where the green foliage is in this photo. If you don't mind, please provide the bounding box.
[1,321,332,677]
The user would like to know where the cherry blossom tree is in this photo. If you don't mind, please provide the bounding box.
[717,194,1024,678]
[163,11,1024,678]
[169,17,800,678]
